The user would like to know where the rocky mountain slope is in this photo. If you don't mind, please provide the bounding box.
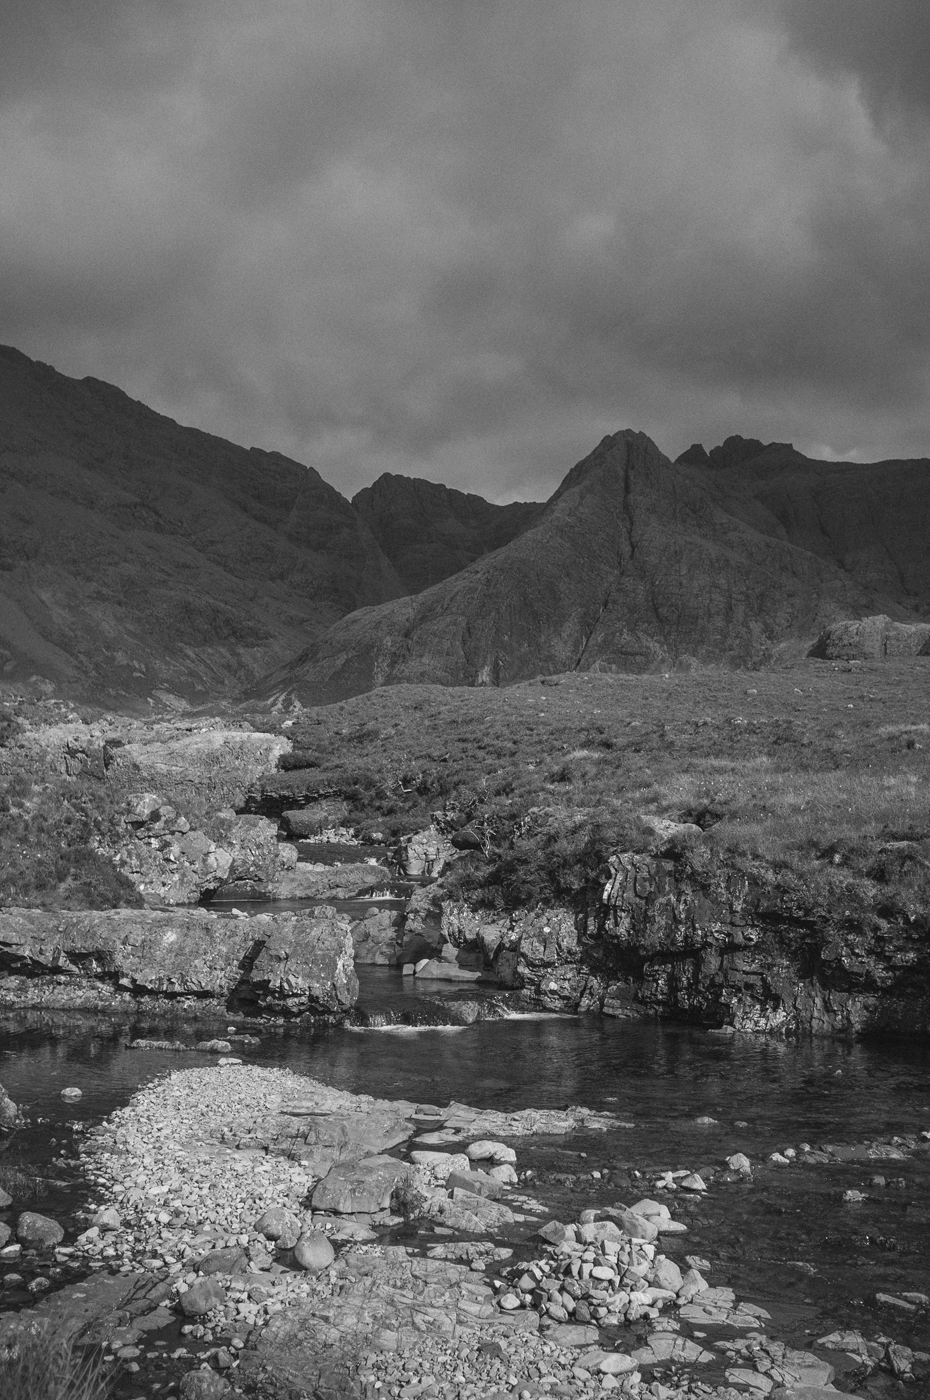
[353,474,541,593]
[257,430,902,705]
[677,436,930,611]
[0,345,404,703]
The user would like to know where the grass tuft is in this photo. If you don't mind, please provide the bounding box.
[0,1324,111,1400]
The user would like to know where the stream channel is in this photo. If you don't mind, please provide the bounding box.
[1,892,929,1395]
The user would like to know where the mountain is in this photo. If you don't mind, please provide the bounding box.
[675,436,930,609]
[0,345,404,703]
[352,474,542,593]
[257,430,901,706]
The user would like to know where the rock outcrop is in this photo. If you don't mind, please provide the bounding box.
[439,850,930,1037]
[810,615,930,660]
[112,799,295,906]
[0,907,358,1015]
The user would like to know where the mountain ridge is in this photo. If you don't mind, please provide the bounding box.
[2,343,930,708]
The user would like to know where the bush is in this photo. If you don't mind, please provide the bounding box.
[0,777,144,911]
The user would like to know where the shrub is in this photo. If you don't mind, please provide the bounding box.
[0,1323,111,1400]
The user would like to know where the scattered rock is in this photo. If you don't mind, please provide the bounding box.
[16,1212,64,1247]
[178,1277,227,1317]
[293,1231,336,1272]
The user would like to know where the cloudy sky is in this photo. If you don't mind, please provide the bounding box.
[3,1,930,502]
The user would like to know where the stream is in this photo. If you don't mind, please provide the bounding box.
[1,966,929,1390]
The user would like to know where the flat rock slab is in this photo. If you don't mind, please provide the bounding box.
[240,1247,532,1399]
[0,1271,171,1347]
[311,1155,415,1214]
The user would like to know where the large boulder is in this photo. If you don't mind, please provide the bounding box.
[245,908,358,1015]
[311,1155,416,1214]
[0,908,358,1015]
[810,614,930,660]
[111,802,287,906]
[395,827,455,878]
[351,908,405,964]
[263,863,392,901]
[282,801,350,838]
[105,729,290,810]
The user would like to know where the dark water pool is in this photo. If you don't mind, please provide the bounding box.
[1,969,929,1363]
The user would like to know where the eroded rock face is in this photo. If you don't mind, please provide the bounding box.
[0,908,358,1016]
[495,850,930,1036]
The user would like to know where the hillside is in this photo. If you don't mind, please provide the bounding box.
[256,430,898,706]
[0,345,404,703]
[677,435,930,609]
[353,473,541,593]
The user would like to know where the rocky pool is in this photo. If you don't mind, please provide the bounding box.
[1,969,929,1395]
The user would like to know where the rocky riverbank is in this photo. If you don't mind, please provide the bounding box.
[4,1064,928,1399]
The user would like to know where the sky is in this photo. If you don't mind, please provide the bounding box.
[2,0,930,503]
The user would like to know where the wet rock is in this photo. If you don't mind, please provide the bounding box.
[179,1366,234,1399]
[293,1231,336,1272]
[61,1086,82,1100]
[196,1040,233,1053]
[16,1212,64,1247]
[178,1277,227,1316]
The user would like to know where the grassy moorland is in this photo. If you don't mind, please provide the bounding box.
[254,658,930,920]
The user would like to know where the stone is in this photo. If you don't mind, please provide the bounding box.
[254,1207,302,1249]
[293,1231,336,1272]
[414,959,484,982]
[598,1354,636,1375]
[16,1212,64,1247]
[488,1163,518,1184]
[466,1139,517,1165]
[632,1336,714,1365]
[629,1198,670,1221]
[410,1151,471,1179]
[726,1152,752,1174]
[196,1040,232,1053]
[311,1155,415,1214]
[679,1172,707,1191]
[546,1323,601,1346]
[196,1246,249,1275]
[615,1209,657,1242]
[179,1368,234,1399]
[650,1256,683,1293]
[179,1277,227,1316]
[0,907,358,1014]
[0,1224,10,1247]
[0,1187,12,1208]
[282,801,349,839]
[446,1168,503,1199]
[92,1207,121,1232]
[61,1087,83,1100]
[537,1220,574,1245]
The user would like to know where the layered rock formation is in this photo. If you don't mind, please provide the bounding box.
[0,344,403,703]
[257,431,893,705]
[0,907,358,1014]
[438,849,930,1037]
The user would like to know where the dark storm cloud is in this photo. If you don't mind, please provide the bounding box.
[2,0,930,502]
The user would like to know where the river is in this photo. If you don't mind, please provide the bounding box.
[1,967,929,1386]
